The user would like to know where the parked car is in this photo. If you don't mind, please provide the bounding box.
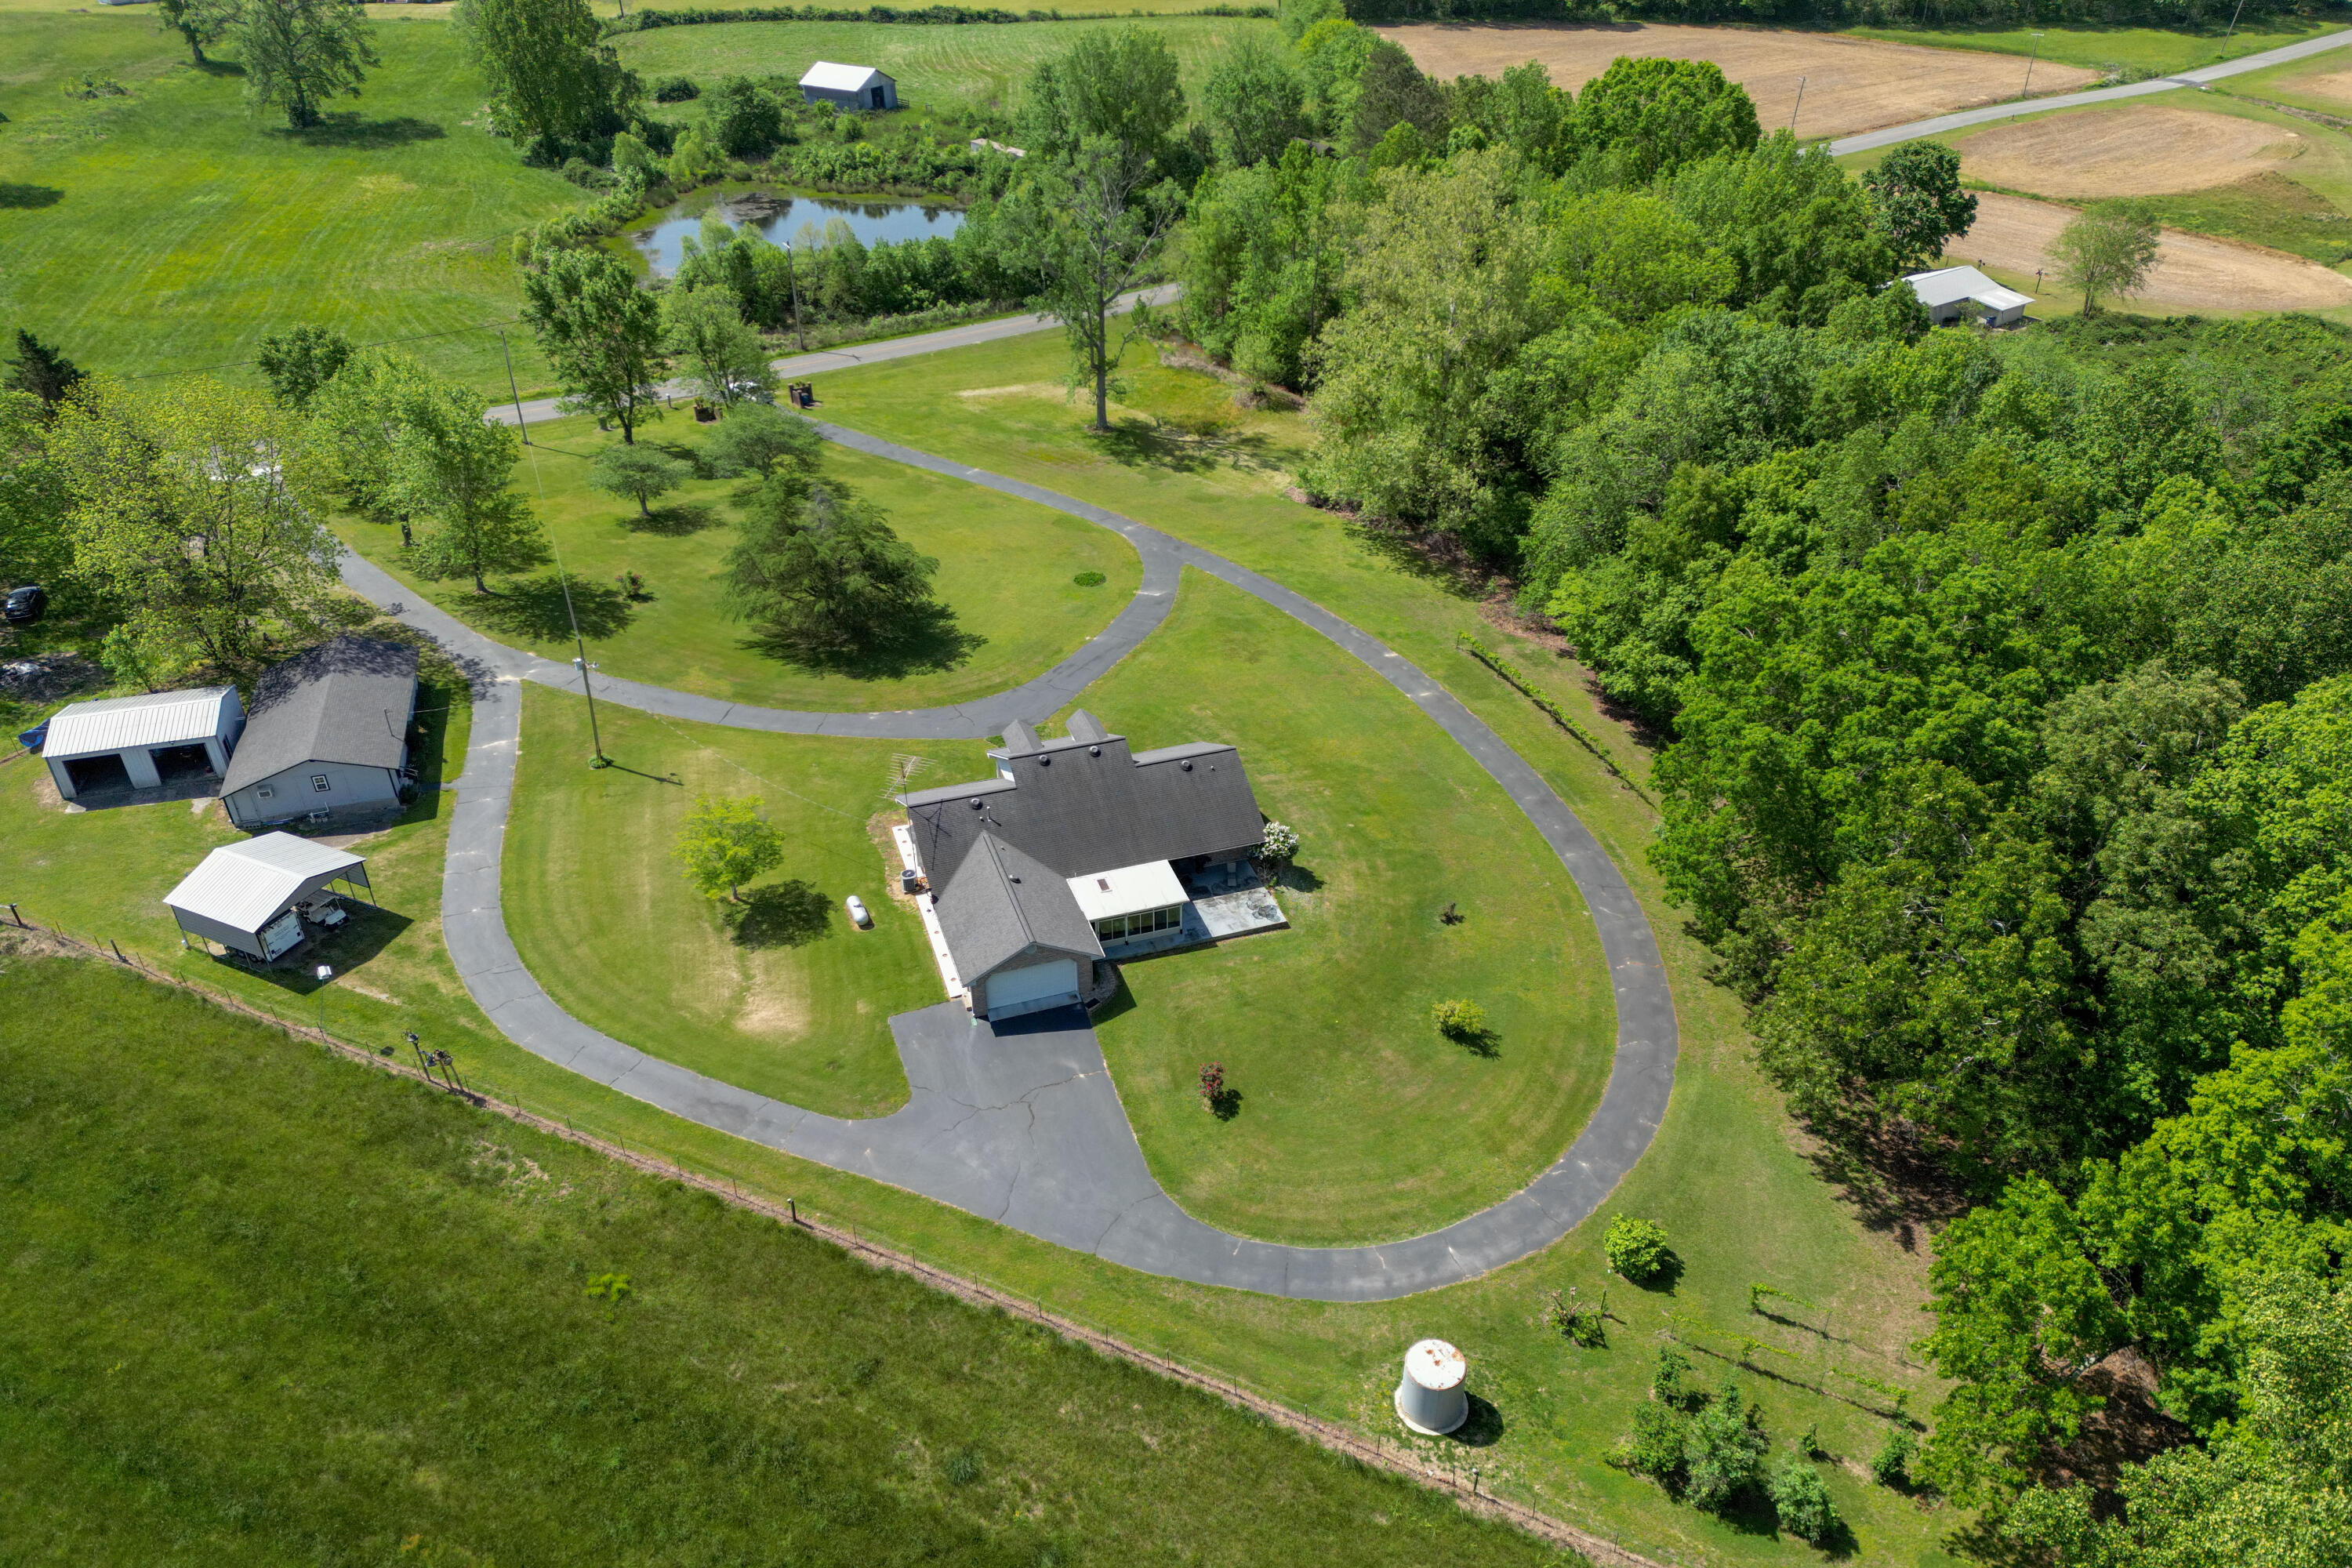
[844,894,872,929]
[15,718,46,753]
[2,585,46,626]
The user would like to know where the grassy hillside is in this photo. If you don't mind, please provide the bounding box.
[0,949,1562,1567]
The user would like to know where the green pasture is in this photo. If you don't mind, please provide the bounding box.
[608,13,1277,108]
[2218,31,2352,114]
[0,334,1966,1563]
[1069,568,1613,1247]
[505,689,992,1117]
[339,409,1141,710]
[0,13,575,392]
[0,952,1563,1568]
[1841,16,2343,75]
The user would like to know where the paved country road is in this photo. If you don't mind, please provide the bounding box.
[359,379,1678,1301]
[486,285,1178,431]
[1828,26,2352,154]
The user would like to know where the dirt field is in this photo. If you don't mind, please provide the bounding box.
[1379,23,2101,141]
[1956,104,2310,197]
[1953,191,2352,312]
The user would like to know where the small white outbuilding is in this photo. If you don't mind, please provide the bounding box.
[1903,265,2034,328]
[163,833,373,960]
[39,686,245,801]
[800,61,898,111]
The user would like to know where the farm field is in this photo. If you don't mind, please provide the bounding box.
[1841,16,2343,76]
[610,13,1279,110]
[1951,190,2352,314]
[338,411,1142,712]
[1954,101,2314,198]
[1376,22,2100,141]
[0,952,1566,1568]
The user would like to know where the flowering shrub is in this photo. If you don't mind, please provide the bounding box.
[1197,1062,1225,1107]
[1256,820,1301,864]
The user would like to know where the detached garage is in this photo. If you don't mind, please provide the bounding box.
[163,833,373,961]
[40,686,245,803]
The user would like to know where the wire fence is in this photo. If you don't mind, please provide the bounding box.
[3,911,1661,1568]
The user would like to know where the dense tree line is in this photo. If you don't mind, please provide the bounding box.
[1164,7,2352,1557]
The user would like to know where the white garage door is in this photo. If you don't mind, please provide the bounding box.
[982,959,1079,1022]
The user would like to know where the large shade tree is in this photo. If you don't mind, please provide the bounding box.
[520,247,669,444]
[722,477,941,655]
[455,0,637,153]
[233,0,379,130]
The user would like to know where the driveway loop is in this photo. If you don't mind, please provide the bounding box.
[341,423,1679,1301]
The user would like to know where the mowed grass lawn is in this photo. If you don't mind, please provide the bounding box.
[506,687,996,1116]
[1839,16,2342,75]
[0,13,577,392]
[0,953,1565,1568]
[611,14,1279,109]
[1079,571,1614,1247]
[340,411,1142,710]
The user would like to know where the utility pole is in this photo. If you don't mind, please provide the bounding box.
[499,329,531,446]
[313,964,333,1044]
[1790,76,1806,136]
[2024,33,2045,96]
[2227,0,2247,38]
[784,241,808,352]
[547,535,608,768]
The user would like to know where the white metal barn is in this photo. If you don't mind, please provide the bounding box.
[163,833,373,961]
[39,686,245,802]
[799,61,898,111]
[1903,265,2034,328]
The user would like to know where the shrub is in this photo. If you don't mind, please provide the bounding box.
[654,74,699,103]
[1769,1454,1838,1541]
[1615,1400,1687,1481]
[1072,569,1106,586]
[1682,1381,1768,1514]
[1197,1061,1225,1107]
[1651,1347,1700,1410]
[1431,997,1485,1041]
[1541,1287,1605,1348]
[1869,1426,1915,1488]
[1604,1214,1671,1282]
[1256,819,1301,865]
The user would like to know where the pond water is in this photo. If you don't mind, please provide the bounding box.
[630,190,967,276]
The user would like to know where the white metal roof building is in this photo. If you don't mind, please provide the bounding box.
[800,60,898,111]
[39,686,245,801]
[163,833,372,960]
[1904,265,2034,328]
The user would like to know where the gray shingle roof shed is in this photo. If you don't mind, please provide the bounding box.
[221,637,419,794]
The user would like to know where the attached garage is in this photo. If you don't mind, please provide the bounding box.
[978,956,1081,1022]
[38,686,245,803]
[163,833,373,961]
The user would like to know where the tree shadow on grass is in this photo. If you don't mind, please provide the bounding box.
[0,183,63,209]
[742,600,985,681]
[280,114,446,149]
[1444,1025,1501,1060]
[191,59,245,77]
[619,501,720,536]
[1085,415,1283,477]
[1268,860,1322,893]
[469,574,633,644]
[728,880,832,949]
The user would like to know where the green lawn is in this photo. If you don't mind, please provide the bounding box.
[506,687,994,1117]
[0,13,577,393]
[1065,568,1613,1247]
[609,14,1279,111]
[1840,16,2343,76]
[339,410,1142,711]
[2218,30,2352,115]
[0,950,1566,1568]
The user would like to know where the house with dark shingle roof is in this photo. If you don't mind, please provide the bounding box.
[221,637,419,829]
[898,711,1270,1022]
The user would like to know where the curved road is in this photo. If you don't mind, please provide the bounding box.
[347,419,1678,1301]
[1827,26,2352,155]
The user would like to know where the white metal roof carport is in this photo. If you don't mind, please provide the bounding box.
[162,833,372,958]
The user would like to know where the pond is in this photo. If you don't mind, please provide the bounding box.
[630,189,967,277]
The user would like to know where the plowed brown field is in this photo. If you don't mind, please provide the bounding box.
[1378,24,2101,141]
[1954,191,2352,312]
[1957,105,2310,197]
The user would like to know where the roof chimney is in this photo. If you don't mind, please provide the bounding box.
[1066,710,1109,744]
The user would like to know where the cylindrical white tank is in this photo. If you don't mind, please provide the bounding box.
[1394,1338,1469,1436]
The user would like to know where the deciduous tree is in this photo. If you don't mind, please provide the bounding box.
[520,246,668,443]
[662,285,771,408]
[233,0,379,131]
[256,324,353,411]
[390,379,549,593]
[588,443,689,518]
[674,794,784,902]
[1200,34,1305,169]
[702,401,822,481]
[157,0,235,67]
[2053,200,2162,314]
[1568,56,1759,186]
[1862,140,1978,274]
[454,0,638,154]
